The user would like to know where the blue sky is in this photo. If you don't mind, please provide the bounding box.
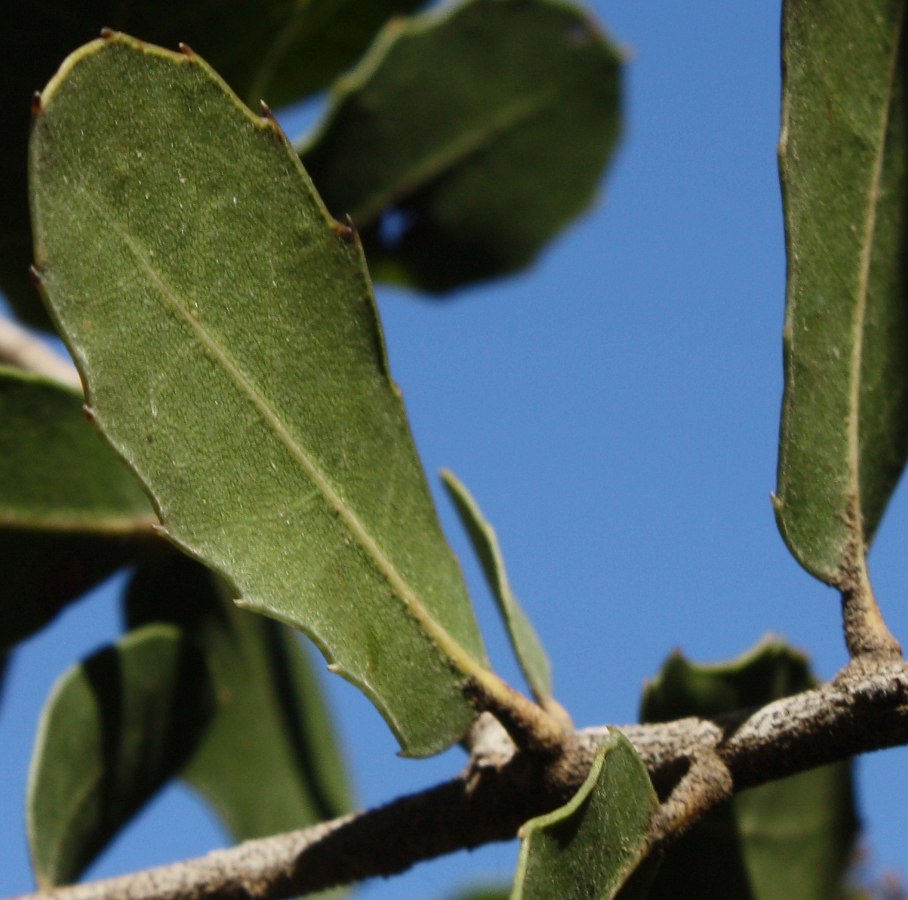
[3,1,907,896]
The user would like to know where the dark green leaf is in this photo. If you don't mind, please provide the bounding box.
[31,34,490,757]
[0,368,154,647]
[641,638,858,900]
[442,469,553,702]
[2,0,420,326]
[512,731,657,899]
[27,624,215,887]
[125,549,352,838]
[775,0,908,585]
[301,0,623,293]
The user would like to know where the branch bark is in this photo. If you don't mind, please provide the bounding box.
[12,656,908,900]
[0,317,81,390]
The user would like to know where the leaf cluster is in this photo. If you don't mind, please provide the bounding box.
[2,0,907,898]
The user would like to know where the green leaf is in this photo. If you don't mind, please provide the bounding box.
[27,623,215,887]
[1,0,420,327]
[0,367,154,648]
[125,549,352,839]
[30,34,490,757]
[513,731,657,900]
[640,638,857,900]
[774,0,908,584]
[442,469,553,701]
[300,0,623,293]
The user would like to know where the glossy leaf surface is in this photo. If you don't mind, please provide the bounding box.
[301,0,622,293]
[641,638,857,900]
[27,624,214,886]
[512,731,657,899]
[125,550,352,838]
[2,0,420,326]
[30,35,488,756]
[0,368,154,647]
[775,0,908,583]
[442,469,552,701]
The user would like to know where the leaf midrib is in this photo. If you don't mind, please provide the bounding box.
[75,182,482,682]
[846,2,906,565]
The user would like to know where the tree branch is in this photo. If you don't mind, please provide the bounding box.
[0,317,81,390]
[13,657,908,900]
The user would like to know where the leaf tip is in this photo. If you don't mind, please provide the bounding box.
[80,403,95,423]
[178,42,196,59]
[28,264,45,287]
[99,27,116,41]
[259,100,276,122]
[30,91,44,117]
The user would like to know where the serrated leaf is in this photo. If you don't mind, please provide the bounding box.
[512,731,657,900]
[0,367,155,648]
[1,0,421,327]
[300,0,622,294]
[27,623,215,887]
[640,638,857,900]
[30,34,490,757]
[442,469,553,702]
[775,0,908,584]
[125,549,352,839]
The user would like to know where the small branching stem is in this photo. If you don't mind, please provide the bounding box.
[13,657,908,900]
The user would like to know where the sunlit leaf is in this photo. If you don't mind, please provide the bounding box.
[775,0,908,584]
[640,638,857,900]
[27,624,214,886]
[0,367,154,647]
[512,731,657,899]
[30,34,490,757]
[125,549,352,838]
[442,469,553,702]
[2,0,420,326]
[300,0,623,293]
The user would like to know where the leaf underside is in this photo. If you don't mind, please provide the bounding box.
[775,0,908,584]
[0,368,154,648]
[442,469,553,702]
[513,730,657,899]
[125,550,353,839]
[300,0,623,293]
[30,34,488,757]
[27,624,215,887]
[1,0,421,327]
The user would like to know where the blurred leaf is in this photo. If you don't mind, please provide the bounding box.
[640,638,858,900]
[513,731,657,899]
[774,0,908,584]
[0,368,154,648]
[301,0,622,293]
[3,0,420,326]
[442,469,552,700]
[27,624,215,887]
[125,549,352,839]
[31,34,490,757]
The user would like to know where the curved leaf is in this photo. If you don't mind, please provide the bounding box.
[641,638,857,900]
[442,469,553,702]
[1,0,420,327]
[0,367,154,648]
[775,0,908,584]
[300,0,623,293]
[125,550,352,838]
[30,34,489,757]
[513,731,657,900]
[27,624,215,887]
